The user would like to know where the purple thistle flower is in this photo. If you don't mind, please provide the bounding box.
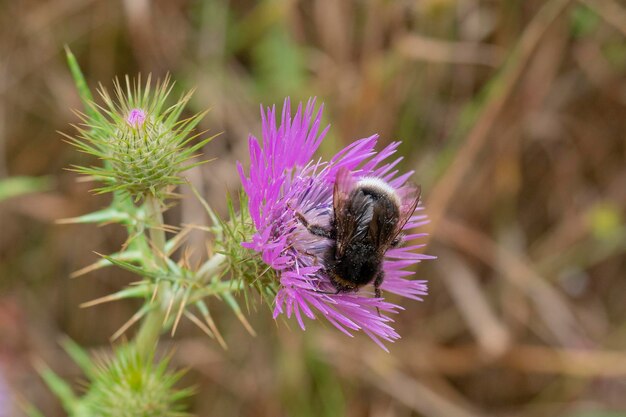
[127,108,146,127]
[237,98,434,350]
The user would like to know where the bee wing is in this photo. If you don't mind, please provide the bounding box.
[333,168,364,257]
[367,182,421,252]
[369,201,395,249]
[373,183,420,252]
[394,183,421,239]
[333,168,353,218]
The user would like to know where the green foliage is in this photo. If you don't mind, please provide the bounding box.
[279,339,346,417]
[42,49,273,417]
[35,361,79,414]
[569,4,600,38]
[0,176,50,201]
[589,202,623,242]
[59,50,258,347]
[253,24,307,99]
[602,40,626,71]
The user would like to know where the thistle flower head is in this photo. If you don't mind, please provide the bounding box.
[68,74,211,200]
[81,346,192,417]
[238,98,434,349]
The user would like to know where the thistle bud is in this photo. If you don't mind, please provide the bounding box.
[81,346,192,417]
[110,109,182,198]
[67,75,212,200]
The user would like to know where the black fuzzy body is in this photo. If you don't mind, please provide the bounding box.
[323,184,400,292]
[295,173,419,298]
[325,239,382,290]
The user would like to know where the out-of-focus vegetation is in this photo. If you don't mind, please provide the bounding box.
[1,0,625,416]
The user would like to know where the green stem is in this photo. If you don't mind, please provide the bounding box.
[135,195,168,357]
[145,195,167,269]
[134,196,229,356]
[134,306,166,357]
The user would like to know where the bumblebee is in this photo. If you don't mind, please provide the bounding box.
[295,168,420,298]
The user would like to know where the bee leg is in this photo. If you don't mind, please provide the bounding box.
[310,284,343,295]
[373,271,384,298]
[374,271,385,316]
[391,233,405,248]
[294,211,335,239]
[311,289,337,295]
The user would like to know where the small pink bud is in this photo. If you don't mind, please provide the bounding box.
[127,108,146,127]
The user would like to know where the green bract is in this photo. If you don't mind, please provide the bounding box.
[66,74,213,200]
[210,191,279,307]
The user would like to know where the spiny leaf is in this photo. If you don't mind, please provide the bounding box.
[81,285,151,308]
[57,207,133,225]
[16,398,47,417]
[71,249,143,278]
[195,301,227,349]
[0,176,51,201]
[34,360,78,414]
[59,337,96,380]
[65,46,103,124]
[223,292,256,336]
[99,254,161,279]
[110,303,152,341]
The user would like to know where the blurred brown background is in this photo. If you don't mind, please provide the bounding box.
[1,0,626,416]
